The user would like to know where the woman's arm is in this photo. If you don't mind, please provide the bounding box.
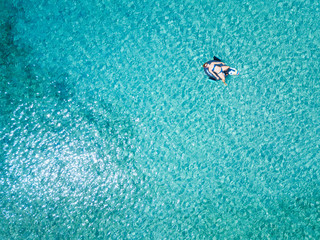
[208,67,215,75]
[208,68,220,79]
[213,61,226,65]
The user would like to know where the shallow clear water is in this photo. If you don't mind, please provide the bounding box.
[1,0,320,239]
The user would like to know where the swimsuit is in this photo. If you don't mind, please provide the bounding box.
[212,64,223,74]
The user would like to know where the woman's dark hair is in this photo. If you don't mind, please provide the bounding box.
[202,63,208,68]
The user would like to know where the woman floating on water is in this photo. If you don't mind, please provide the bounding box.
[203,56,239,86]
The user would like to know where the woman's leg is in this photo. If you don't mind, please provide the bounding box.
[218,72,227,86]
[221,65,230,72]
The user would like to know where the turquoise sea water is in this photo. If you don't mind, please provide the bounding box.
[1,0,320,239]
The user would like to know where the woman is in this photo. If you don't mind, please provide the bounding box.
[203,61,230,86]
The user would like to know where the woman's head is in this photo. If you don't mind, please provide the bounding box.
[203,63,208,68]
